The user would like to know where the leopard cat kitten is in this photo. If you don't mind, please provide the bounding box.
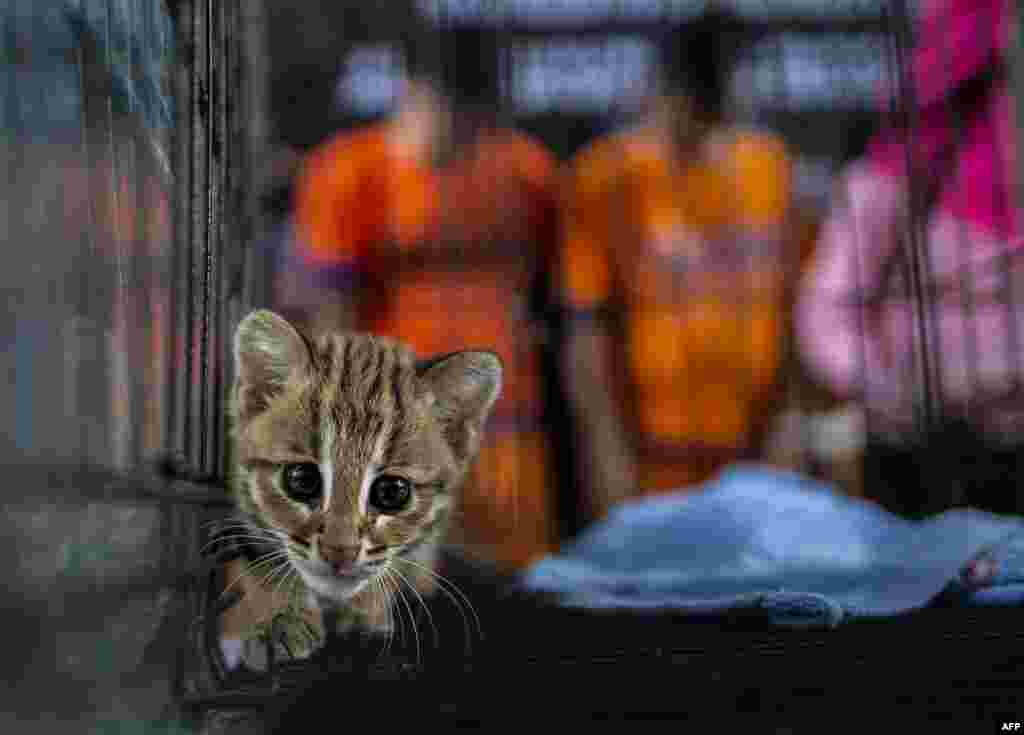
[220,309,502,666]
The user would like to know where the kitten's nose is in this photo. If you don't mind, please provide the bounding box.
[319,542,360,572]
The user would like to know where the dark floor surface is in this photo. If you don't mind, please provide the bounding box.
[181,548,1024,733]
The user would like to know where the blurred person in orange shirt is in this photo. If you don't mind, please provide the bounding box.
[560,9,798,519]
[278,21,560,571]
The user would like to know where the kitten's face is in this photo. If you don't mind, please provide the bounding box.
[230,310,501,605]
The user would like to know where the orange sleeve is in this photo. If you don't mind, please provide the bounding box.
[560,142,618,311]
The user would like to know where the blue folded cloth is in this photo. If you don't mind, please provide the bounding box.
[520,464,1024,628]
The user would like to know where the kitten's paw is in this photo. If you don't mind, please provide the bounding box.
[228,613,324,672]
[276,620,323,662]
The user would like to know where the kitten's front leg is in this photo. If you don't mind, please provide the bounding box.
[218,558,324,670]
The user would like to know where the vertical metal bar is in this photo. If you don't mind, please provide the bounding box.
[941,0,980,510]
[199,0,220,478]
[228,0,265,472]
[988,99,1022,433]
[140,0,164,461]
[890,0,943,440]
[134,0,153,463]
[101,0,128,471]
[876,1,907,441]
[0,4,13,463]
[1006,0,1024,513]
[126,0,149,470]
[169,0,194,467]
[212,0,232,480]
[238,0,272,314]
[189,0,208,473]
[166,0,212,705]
[7,4,31,462]
[1016,0,1024,230]
[213,0,232,482]
[199,0,213,477]
[76,25,101,467]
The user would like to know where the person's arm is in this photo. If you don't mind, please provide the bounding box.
[562,325,638,519]
[558,154,637,520]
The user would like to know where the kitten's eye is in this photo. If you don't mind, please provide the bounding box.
[282,463,322,503]
[368,475,412,514]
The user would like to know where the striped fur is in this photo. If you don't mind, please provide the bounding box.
[226,310,501,654]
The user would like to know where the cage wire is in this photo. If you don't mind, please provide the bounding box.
[3,0,1024,731]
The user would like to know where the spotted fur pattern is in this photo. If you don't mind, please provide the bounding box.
[224,309,501,660]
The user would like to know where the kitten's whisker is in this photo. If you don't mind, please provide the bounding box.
[237,549,289,576]
[203,518,264,531]
[259,558,294,594]
[202,517,252,530]
[218,549,289,599]
[202,521,279,554]
[384,582,397,659]
[375,579,392,659]
[392,556,481,649]
[272,563,300,606]
[241,555,292,598]
[269,528,293,543]
[388,565,439,649]
[202,528,274,542]
[378,572,404,651]
[201,533,279,554]
[384,569,421,667]
[386,571,412,657]
[372,578,395,661]
[203,520,277,541]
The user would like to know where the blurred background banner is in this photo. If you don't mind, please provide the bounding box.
[323,0,886,164]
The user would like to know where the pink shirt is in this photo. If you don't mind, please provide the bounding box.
[796,0,1024,438]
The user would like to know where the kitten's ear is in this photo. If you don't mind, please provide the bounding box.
[418,351,503,461]
[233,310,312,421]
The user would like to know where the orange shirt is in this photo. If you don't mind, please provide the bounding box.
[562,125,794,490]
[293,122,559,425]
